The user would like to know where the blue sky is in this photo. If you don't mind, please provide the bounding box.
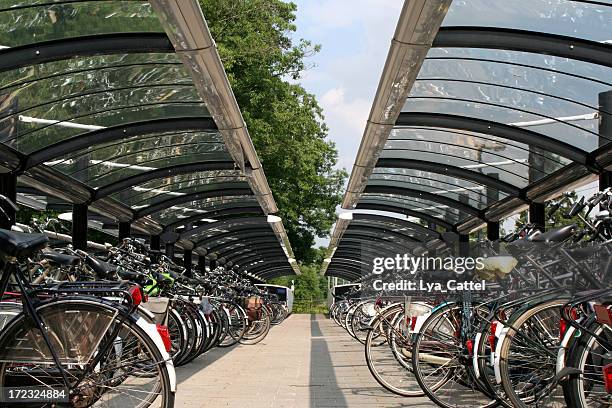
[290,0,403,171]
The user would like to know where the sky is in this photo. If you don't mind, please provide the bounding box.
[290,0,403,171]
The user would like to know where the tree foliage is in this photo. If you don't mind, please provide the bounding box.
[200,0,347,264]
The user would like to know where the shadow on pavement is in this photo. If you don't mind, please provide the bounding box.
[310,314,349,408]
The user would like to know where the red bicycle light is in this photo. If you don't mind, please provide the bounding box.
[466,339,474,356]
[603,364,612,394]
[156,324,172,352]
[129,285,143,306]
[559,319,568,340]
[411,316,418,331]
[488,321,498,350]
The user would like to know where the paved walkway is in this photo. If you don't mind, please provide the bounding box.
[175,314,434,407]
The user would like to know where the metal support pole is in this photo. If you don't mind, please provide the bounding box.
[599,90,612,189]
[150,234,161,251]
[0,173,17,229]
[529,202,546,232]
[118,221,130,240]
[487,222,500,241]
[210,258,217,271]
[183,250,192,278]
[72,203,88,250]
[198,255,206,274]
[486,173,500,246]
[165,243,174,258]
[459,234,469,257]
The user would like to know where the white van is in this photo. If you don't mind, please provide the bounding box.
[255,284,294,314]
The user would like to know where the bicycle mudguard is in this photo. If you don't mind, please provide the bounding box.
[473,332,482,379]
[493,325,509,384]
[135,316,177,392]
[556,325,578,373]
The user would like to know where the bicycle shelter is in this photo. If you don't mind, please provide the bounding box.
[322,0,612,282]
[0,0,300,281]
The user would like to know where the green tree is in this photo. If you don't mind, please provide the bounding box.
[200,0,347,264]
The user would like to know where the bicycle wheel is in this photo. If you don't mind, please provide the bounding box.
[365,304,425,397]
[412,303,498,408]
[167,306,187,364]
[563,319,612,408]
[0,299,174,408]
[498,299,566,407]
[240,304,271,345]
[218,302,247,347]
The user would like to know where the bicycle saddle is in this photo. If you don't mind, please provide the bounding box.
[530,224,577,243]
[0,229,48,259]
[42,250,81,266]
[85,255,117,278]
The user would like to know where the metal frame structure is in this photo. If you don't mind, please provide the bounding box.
[323,0,611,279]
[0,0,300,278]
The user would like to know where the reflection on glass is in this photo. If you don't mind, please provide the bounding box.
[0,1,161,47]
[442,0,612,42]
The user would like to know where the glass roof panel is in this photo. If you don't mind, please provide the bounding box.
[349,219,434,238]
[47,131,228,185]
[0,1,162,48]
[383,127,570,186]
[442,0,612,42]
[151,197,259,226]
[369,169,507,210]
[117,176,249,208]
[0,53,182,90]
[117,170,244,204]
[4,85,205,153]
[187,219,269,243]
[358,193,471,225]
[405,85,600,152]
[135,182,251,213]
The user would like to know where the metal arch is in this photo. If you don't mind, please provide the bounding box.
[134,188,253,219]
[375,158,523,197]
[163,206,263,231]
[337,237,411,255]
[258,268,295,278]
[396,112,588,165]
[214,240,281,257]
[325,271,361,281]
[196,231,276,251]
[23,118,217,171]
[93,162,236,200]
[352,213,441,238]
[0,33,174,73]
[242,259,290,271]
[325,262,366,277]
[230,250,287,265]
[180,217,269,240]
[248,262,293,275]
[202,234,278,253]
[335,239,409,255]
[355,202,454,230]
[363,185,483,218]
[347,223,424,243]
[342,231,416,250]
[434,26,612,69]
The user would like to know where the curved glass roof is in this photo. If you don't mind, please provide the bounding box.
[326,0,611,279]
[0,0,296,278]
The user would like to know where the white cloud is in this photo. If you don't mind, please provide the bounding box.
[293,1,402,170]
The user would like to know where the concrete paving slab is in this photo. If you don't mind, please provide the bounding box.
[174,314,435,407]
